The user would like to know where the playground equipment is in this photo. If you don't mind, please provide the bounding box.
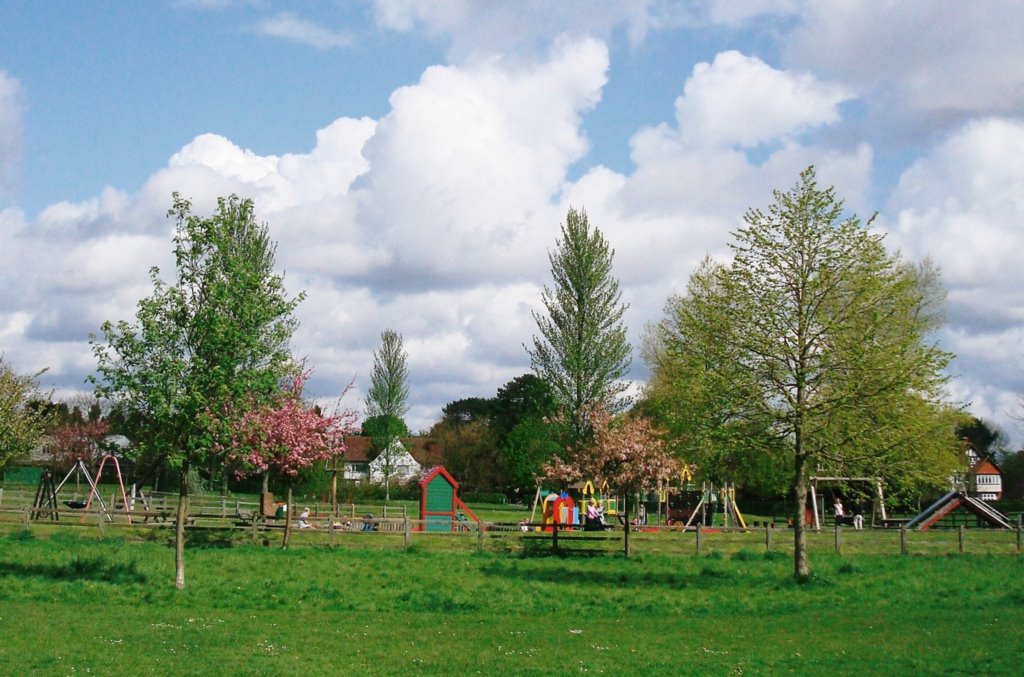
[541,491,576,531]
[580,480,618,517]
[681,482,747,529]
[808,476,887,530]
[906,490,1013,530]
[418,466,480,532]
[32,456,133,524]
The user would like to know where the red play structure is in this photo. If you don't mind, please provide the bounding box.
[418,466,480,532]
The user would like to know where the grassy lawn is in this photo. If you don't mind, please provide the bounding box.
[0,525,1022,675]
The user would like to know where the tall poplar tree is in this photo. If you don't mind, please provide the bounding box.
[527,207,631,449]
[92,194,302,589]
[365,328,410,500]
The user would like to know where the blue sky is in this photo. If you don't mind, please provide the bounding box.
[1,1,1023,444]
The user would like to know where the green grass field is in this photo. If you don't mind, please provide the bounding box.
[1,525,1022,675]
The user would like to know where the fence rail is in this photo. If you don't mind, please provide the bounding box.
[2,503,1021,558]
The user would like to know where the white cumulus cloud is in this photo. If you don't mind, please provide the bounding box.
[885,117,1024,438]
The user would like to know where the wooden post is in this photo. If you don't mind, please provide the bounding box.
[958,524,965,554]
[477,520,484,552]
[250,513,258,545]
[221,496,226,518]
[1017,514,1022,555]
[552,519,559,552]
[403,515,410,550]
[834,521,841,554]
[21,506,29,529]
[97,507,105,537]
[764,523,771,552]
[899,523,907,555]
[696,523,702,555]
[329,518,336,549]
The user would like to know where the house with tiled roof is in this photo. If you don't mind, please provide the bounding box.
[964,439,1003,501]
[340,436,443,484]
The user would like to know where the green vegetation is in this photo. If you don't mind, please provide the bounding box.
[0,356,50,468]
[643,168,959,579]
[0,529,1021,674]
[528,206,632,447]
[91,194,305,588]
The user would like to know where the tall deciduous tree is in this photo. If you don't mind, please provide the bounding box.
[545,407,680,557]
[642,258,788,495]
[91,194,302,589]
[527,207,631,449]
[0,357,50,468]
[365,329,410,500]
[649,168,957,580]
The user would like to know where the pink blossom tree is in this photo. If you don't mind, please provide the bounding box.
[46,419,110,472]
[545,407,680,557]
[221,371,357,548]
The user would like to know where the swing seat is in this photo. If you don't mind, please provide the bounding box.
[64,500,88,510]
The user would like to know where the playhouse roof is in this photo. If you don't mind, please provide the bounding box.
[419,465,459,489]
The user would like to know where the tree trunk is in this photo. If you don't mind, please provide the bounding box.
[282,484,293,549]
[262,470,270,494]
[623,494,631,558]
[175,461,190,590]
[793,453,810,581]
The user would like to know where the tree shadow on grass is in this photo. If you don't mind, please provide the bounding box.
[479,559,736,590]
[184,528,240,549]
[0,557,147,584]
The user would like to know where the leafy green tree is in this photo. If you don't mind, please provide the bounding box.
[429,419,504,493]
[361,414,410,439]
[649,168,957,580]
[489,374,561,492]
[491,374,558,441]
[0,357,51,468]
[502,416,562,494]
[527,207,631,449]
[641,258,788,495]
[365,329,410,500]
[999,449,1024,499]
[956,417,1008,456]
[439,398,494,427]
[91,194,302,589]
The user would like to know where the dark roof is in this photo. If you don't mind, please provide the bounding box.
[341,436,443,467]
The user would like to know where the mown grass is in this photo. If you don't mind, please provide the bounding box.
[0,528,1021,675]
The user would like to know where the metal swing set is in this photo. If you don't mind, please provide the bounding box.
[32,455,134,523]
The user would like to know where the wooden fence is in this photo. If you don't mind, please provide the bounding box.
[2,499,1021,558]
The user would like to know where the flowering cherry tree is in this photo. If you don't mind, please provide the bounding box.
[545,407,680,557]
[46,419,110,471]
[221,371,357,547]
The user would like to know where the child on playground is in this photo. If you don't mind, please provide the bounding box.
[298,507,317,529]
[853,503,864,530]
